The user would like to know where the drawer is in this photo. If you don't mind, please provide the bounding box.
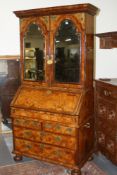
[11,108,78,127]
[14,139,43,157]
[97,98,117,123]
[41,143,75,165]
[43,122,76,136]
[13,127,41,142]
[14,127,76,149]
[41,131,76,150]
[96,84,117,100]
[14,138,75,165]
[13,118,41,130]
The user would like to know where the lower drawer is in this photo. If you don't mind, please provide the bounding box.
[13,127,76,149]
[14,138,76,165]
[41,131,76,150]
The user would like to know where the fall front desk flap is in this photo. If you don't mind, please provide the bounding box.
[11,86,83,115]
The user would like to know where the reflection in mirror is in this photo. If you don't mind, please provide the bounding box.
[24,23,45,81]
[55,20,81,83]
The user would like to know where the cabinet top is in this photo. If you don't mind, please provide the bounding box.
[95,78,117,86]
[14,3,98,18]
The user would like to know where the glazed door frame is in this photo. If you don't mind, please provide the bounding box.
[20,17,49,85]
[50,14,85,88]
[20,14,85,88]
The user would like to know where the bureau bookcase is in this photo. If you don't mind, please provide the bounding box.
[11,4,98,175]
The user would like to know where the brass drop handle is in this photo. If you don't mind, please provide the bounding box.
[46,90,52,95]
[103,89,111,96]
[84,122,91,128]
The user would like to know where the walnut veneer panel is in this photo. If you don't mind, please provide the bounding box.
[11,86,82,115]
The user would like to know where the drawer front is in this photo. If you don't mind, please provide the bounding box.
[13,118,41,130]
[97,98,117,124]
[41,144,75,165]
[14,139,43,156]
[14,127,76,149]
[11,108,77,127]
[41,132,76,150]
[43,122,76,136]
[14,138,75,165]
[14,127,41,142]
[96,84,117,100]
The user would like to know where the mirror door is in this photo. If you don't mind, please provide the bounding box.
[54,19,81,83]
[24,23,45,81]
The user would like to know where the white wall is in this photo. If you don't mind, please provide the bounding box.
[0,0,117,78]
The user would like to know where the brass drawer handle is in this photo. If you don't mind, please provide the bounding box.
[46,90,52,95]
[108,110,116,120]
[84,122,90,128]
[103,90,111,96]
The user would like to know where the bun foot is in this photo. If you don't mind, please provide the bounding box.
[14,155,22,161]
[88,155,93,161]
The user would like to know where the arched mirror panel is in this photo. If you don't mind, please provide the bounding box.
[24,23,45,81]
[55,19,81,83]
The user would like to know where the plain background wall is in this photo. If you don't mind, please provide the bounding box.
[0,0,117,79]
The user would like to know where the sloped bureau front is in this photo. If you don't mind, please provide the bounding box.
[12,86,82,115]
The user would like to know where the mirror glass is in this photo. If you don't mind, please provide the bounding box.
[55,20,81,83]
[24,23,45,81]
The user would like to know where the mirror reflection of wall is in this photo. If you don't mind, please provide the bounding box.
[24,23,45,81]
[55,20,81,83]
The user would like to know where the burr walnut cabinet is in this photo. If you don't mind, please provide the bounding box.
[11,3,98,175]
[95,79,117,165]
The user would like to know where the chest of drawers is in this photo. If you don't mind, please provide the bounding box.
[11,86,94,174]
[95,79,117,165]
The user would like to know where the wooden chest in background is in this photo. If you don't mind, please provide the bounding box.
[95,79,117,165]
